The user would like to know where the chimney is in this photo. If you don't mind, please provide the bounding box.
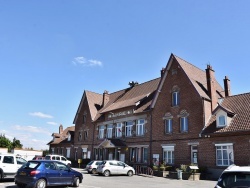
[102,90,109,107]
[206,65,217,111]
[59,124,63,134]
[161,68,165,77]
[224,76,231,97]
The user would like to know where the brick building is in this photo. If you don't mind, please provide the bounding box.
[48,53,250,179]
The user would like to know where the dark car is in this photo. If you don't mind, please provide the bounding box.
[15,160,83,188]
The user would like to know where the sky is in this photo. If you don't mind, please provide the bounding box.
[1,1,250,150]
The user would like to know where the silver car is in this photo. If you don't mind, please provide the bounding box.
[97,160,135,177]
[86,160,102,174]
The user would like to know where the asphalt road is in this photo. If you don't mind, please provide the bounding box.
[0,169,217,188]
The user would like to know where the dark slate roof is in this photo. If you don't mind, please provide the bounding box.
[202,92,250,135]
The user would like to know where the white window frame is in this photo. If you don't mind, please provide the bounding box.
[136,119,145,136]
[216,111,228,128]
[165,119,172,134]
[116,123,122,138]
[172,91,180,106]
[125,121,133,137]
[107,125,113,138]
[180,116,188,132]
[98,126,105,139]
[67,132,71,141]
[66,148,70,158]
[215,143,234,166]
[162,146,175,164]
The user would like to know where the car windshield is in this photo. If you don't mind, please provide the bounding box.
[16,157,27,165]
[22,161,40,169]
[217,172,250,188]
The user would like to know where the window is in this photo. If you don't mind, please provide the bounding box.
[107,124,113,138]
[125,121,133,137]
[98,125,105,139]
[84,131,88,140]
[219,115,226,126]
[143,148,148,163]
[3,156,14,164]
[66,148,70,158]
[163,146,174,164]
[216,144,234,166]
[78,132,82,141]
[130,147,148,163]
[116,123,122,137]
[130,148,135,162]
[67,132,71,141]
[136,119,145,136]
[83,114,86,124]
[165,119,172,134]
[172,91,180,106]
[180,117,188,132]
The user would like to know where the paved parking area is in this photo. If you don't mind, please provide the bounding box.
[0,169,217,188]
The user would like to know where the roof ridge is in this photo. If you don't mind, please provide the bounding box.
[223,92,250,98]
[85,90,102,95]
[108,77,161,95]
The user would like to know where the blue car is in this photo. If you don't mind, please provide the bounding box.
[15,160,83,188]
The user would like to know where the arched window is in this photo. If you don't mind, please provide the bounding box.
[171,86,180,106]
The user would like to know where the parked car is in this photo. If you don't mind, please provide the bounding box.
[32,156,45,160]
[215,164,250,188]
[0,154,27,180]
[96,160,135,177]
[16,157,27,168]
[15,160,83,188]
[86,160,102,174]
[44,154,71,166]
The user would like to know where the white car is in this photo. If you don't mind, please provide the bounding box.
[215,164,250,188]
[86,160,102,174]
[45,154,71,166]
[97,160,135,177]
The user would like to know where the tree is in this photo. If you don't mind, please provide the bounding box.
[0,134,23,151]
[12,137,23,149]
[0,134,12,150]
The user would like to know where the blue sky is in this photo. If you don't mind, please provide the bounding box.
[1,1,250,150]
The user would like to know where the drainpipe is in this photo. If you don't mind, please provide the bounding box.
[91,122,95,160]
[149,110,153,167]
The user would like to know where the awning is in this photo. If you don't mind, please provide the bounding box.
[98,139,127,148]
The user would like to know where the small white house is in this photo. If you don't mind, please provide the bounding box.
[11,149,43,160]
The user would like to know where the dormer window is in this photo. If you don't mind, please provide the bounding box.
[67,132,71,141]
[216,111,228,128]
[219,115,226,126]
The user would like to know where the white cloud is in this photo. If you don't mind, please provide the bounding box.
[72,56,103,67]
[29,112,53,119]
[13,125,51,135]
[47,122,58,126]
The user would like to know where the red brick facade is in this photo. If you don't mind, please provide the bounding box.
[48,53,250,179]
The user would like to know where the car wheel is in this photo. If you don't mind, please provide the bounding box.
[35,179,46,188]
[127,170,133,177]
[67,163,71,167]
[92,168,97,174]
[0,169,3,180]
[73,177,80,187]
[104,170,110,177]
